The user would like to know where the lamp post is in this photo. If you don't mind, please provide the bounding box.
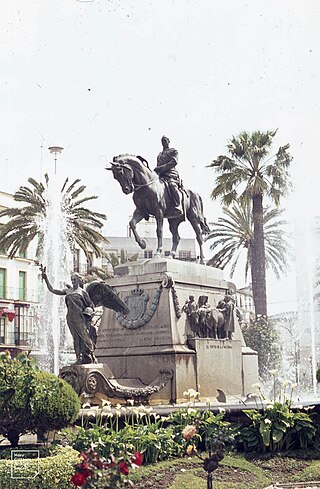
[48,146,63,175]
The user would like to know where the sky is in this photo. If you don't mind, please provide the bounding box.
[2,0,320,314]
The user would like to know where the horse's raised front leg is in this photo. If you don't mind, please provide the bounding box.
[129,209,147,250]
[168,218,182,259]
[154,214,164,258]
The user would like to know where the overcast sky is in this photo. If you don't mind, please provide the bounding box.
[2,0,320,314]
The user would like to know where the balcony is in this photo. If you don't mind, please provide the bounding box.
[0,286,39,303]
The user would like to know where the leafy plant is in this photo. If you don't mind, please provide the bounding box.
[65,402,180,464]
[70,448,143,488]
[236,373,315,453]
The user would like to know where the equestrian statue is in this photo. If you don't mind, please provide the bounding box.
[107,136,210,263]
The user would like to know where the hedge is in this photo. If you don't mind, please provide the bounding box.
[0,446,79,489]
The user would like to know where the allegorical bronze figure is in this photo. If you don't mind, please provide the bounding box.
[41,265,129,364]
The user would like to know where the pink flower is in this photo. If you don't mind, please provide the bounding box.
[132,451,143,466]
[118,461,129,475]
[182,424,197,441]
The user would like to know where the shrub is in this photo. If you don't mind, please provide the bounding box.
[241,317,281,379]
[0,446,79,489]
[0,351,38,446]
[0,351,80,446]
[30,371,80,437]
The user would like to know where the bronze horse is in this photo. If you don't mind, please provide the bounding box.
[107,155,210,263]
[197,306,226,339]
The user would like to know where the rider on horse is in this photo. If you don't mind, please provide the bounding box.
[154,136,183,217]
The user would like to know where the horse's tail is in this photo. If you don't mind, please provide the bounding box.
[193,193,210,234]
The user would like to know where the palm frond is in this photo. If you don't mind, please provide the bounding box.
[0,174,107,260]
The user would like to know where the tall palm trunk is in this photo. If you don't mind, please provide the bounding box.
[251,194,268,317]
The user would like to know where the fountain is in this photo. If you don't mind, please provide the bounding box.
[37,148,73,375]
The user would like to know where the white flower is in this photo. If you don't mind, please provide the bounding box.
[187,408,197,415]
[101,399,111,407]
[127,399,134,406]
[264,418,271,424]
[269,369,279,376]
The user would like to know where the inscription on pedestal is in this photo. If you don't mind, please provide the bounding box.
[206,344,232,350]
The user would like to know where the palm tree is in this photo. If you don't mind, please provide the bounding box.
[208,130,292,317]
[0,175,108,260]
[105,250,139,275]
[206,200,291,285]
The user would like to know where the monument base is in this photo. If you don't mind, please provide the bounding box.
[90,258,259,404]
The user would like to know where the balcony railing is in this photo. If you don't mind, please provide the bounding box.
[0,332,34,347]
[0,286,39,303]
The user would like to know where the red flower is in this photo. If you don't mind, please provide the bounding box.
[79,462,91,478]
[71,471,88,487]
[118,461,129,475]
[132,451,143,466]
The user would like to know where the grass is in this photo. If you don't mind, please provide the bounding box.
[130,451,320,489]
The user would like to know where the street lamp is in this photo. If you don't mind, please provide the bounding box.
[48,146,64,175]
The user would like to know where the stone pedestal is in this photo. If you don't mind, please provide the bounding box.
[95,258,258,404]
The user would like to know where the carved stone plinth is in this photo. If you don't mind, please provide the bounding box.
[95,258,258,404]
[60,363,174,405]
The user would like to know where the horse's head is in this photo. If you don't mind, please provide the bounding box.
[106,156,134,194]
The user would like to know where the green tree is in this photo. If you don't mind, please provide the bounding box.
[206,200,291,282]
[241,317,281,379]
[0,175,108,260]
[208,130,292,317]
[0,351,79,446]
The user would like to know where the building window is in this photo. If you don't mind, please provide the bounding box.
[179,250,192,260]
[144,251,153,258]
[0,268,6,299]
[14,306,31,346]
[19,271,27,301]
[0,317,5,343]
[73,249,80,272]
